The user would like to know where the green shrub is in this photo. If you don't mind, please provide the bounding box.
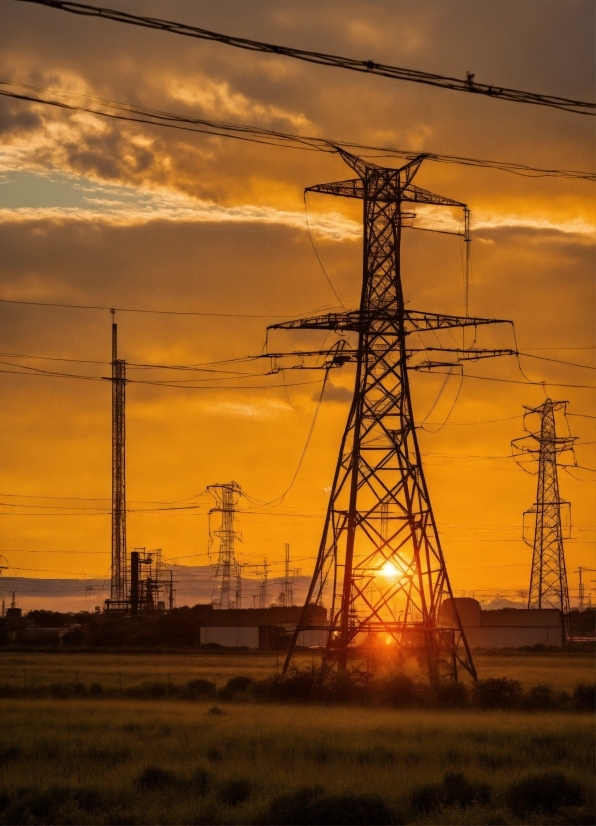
[134,766,178,790]
[0,745,20,765]
[507,771,584,815]
[435,680,469,707]
[226,676,254,693]
[262,785,397,825]
[473,677,523,708]
[521,683,557,710]
[185,678,216,699]
[190,767,211,796]
[410,771,492,812]
[573,681,595,711]
[216,777,252,806]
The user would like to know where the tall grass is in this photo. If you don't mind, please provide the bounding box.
[0,649,594,692]
[0,699,592,824]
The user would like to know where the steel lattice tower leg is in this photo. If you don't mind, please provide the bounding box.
[111,314,127,608]
[520,399,573,640]
[208,482,242,609]
[280,150,478,684]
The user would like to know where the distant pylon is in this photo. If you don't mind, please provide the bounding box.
[275,149,515,684]
[208,482,242,609]
[513,399,575,639]
[110,310,127,608]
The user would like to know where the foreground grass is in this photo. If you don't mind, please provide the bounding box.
[0,699,593,824]
[0,648,593,692]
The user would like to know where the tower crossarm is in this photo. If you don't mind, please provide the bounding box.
[306,179,465,207]
[404,309,511,331]
[413,347,517,368]
[270,309,512,334]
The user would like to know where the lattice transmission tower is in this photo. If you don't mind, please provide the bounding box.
[109,310,128,610]
[512,399,575,638]
[208,482,242,609]
[271,149,516,684]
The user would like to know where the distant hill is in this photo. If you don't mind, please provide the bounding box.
[0,566,315,613]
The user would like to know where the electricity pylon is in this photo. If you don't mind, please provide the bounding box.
[110,310,127,609]
[208,481,242,609]
[512,399,575,639]
[274,149,515,684]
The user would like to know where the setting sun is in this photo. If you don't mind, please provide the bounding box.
[380,560,400,579]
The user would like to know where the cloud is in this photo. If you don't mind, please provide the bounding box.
[320,380,353,403]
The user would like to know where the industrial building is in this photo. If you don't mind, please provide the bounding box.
[195,604,327,649]
[441,598,563,648]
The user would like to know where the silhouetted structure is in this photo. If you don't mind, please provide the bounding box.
[209,482,242,609]
[107,311,128,611]
[273,149,514,684]
[130,548,174,614]
[513,399,575,639]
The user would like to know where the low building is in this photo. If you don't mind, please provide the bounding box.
[439,597,563,648]
[197,604,328,649]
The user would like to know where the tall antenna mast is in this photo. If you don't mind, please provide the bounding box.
[513,399,575,639]
[208,482,242,609]
[272,149,515,684]
[110,309,127,609]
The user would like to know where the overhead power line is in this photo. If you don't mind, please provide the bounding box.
[0,81,593,180]
[16,0,595,116]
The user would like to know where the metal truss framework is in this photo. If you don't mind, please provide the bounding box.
[513,399,574,639]
[275,149,514,684]
[208,481,243,610]
[110,313,127,608]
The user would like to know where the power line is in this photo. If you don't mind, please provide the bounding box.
[0,80,594,180]
[16,0,596,116]
[0,296,301,318]
[520,352,596,370]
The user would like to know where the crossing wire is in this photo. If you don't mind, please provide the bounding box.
[16,0,596,116]
[0,80,594,180]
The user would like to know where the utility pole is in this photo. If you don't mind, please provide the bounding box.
[283,543,293,607]
[110,310,127,610]
[513,399,575,640]
[274,149,514,684]
[208,482,242,609]
[257,559,269,609]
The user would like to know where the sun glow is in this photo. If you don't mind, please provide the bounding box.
[380,560,400,579]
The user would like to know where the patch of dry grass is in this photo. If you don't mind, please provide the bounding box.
[0,699,593,824]
[0,648,593,692]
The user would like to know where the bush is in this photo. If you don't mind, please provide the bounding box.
[410,771,492,812]
[376,674,418,707]
[521,683,557,710]
[572,681,595,712]
[185,678,216,699]
[134,766,178,790]
[508,771,584,815]
[89,682,103,697]
[263,786,397,825]
[0,785,108,824]
[207,747,223,762]
[435,680,469,708]
[225,676,254,693]
[216,777,252,806]
[0,745,21,765]
[190,767,211,796]
[473,677,523,709]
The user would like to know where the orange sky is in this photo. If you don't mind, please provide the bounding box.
[0,0,594,609]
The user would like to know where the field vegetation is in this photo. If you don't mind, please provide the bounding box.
[0,648,593,693]
[0,650,593,823]
[0,698,593,825]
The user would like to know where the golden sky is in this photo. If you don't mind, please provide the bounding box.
[0,0,594,609]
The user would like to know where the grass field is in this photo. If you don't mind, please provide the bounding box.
[0,699,593,825]
[0,650,593,823]
[0,648,593,693]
